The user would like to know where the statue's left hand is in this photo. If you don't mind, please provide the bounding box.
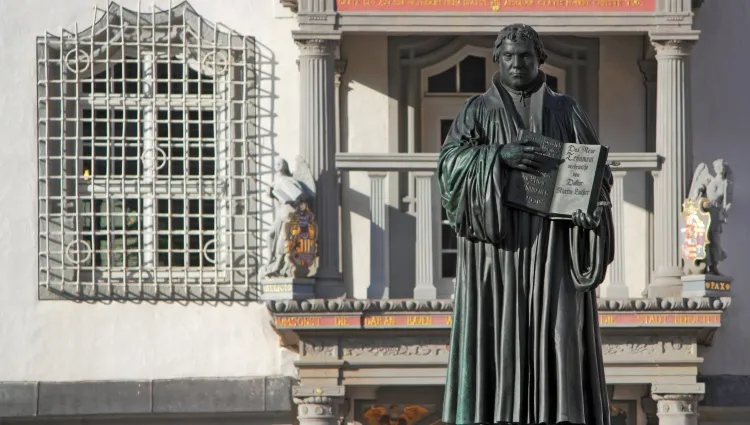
[572,207,602,230]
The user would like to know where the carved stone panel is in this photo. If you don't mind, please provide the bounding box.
[302,337,338,358]
[342,337,450,357]
[601,335,695,358]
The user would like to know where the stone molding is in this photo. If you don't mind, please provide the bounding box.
[299,335,699,360]
[0,377,294,419]
[601,335,695,357]
[266,297,731,314]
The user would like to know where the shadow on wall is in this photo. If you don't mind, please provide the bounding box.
[252,37,279,285]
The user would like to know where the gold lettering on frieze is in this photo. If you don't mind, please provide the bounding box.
[446,316,453,326]
[674,314,720,325]
[599,315,616,325]
[334,317,349,327]
[406,316,434,326]
[637,314,668,325]
[275,316,323,328]
[364,316,396,327]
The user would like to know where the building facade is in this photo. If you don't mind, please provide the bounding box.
[0,0,747,424]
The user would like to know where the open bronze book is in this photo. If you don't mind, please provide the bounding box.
[503,129,609,219]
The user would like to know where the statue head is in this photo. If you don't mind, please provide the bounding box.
[492,23,547,91]
[713,159,727,178]
[273,157,291,176]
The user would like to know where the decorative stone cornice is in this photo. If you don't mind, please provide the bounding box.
[266,297,731,314]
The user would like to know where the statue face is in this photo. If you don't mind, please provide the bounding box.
[497,38,540,91]
[273,158,286,173]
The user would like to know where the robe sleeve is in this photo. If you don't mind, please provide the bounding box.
[437,95,508,244]
[567,97,616,292]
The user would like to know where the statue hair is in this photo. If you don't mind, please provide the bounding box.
[492,23,548,65]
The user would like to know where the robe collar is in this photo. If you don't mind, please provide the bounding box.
[495,70,547,100]
[487,70,547,134]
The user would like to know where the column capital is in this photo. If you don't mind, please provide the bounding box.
[649,31,700,59]
[652,393,703,415]
[293,32,341,56]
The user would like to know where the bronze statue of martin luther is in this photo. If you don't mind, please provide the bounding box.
[440,24,613,425]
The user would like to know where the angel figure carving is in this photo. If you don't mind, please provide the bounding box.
[261,156,316,278]
[687,158,733,275]
[362,405,430,425]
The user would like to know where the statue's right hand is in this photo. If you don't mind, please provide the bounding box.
[499,141,546,172]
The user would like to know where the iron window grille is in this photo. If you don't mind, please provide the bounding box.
[36,2,262,300]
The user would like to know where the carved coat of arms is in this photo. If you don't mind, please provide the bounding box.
[679,197,711,274]
[285,201,318,277]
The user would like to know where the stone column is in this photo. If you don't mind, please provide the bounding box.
[295,396,340,425]
[638,55,657,296]
[604,171,628,298]
[648,32,699,298]
[295,34,344,298]
[652,393,702,425]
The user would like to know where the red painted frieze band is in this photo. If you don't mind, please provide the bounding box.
[337,0,655,12]
[272,312,721,329]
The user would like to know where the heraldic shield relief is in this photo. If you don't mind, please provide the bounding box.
[285,201,319,277]
[680,197,712,273]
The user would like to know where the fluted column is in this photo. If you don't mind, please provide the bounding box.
[413,172,436,299]
[367,172,389,299]
[648,32,698,298]
[295,35,343,298]
[604,171,628,298]
[652,393,702,425]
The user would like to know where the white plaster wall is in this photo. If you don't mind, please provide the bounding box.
[0,0,300,381]
[598,35,650,297]
[691,0,750,375]
[339,35,390,299]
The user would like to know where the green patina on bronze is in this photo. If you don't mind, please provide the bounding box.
[439,24,614,425]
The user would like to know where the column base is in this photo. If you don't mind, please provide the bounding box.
[603,284,630,299]
[648,271,684,298]
[413,285,437,300]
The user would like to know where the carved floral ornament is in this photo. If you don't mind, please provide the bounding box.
[296,38,339,56]
[294,396,337,418]
[651,39,697,59]
[652,394,702,415]
[266,297,731,314]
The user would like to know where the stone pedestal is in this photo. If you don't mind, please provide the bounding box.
[648,31,699,298]
[653,393,702,425]
[682,274,732,298]
[260,277,315,301]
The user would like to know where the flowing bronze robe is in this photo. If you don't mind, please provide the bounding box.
[440,73,614,425]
